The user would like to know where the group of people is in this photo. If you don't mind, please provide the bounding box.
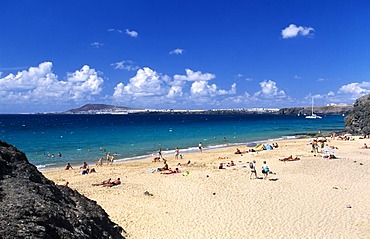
[65,162,97,175]
[249,160,270,179]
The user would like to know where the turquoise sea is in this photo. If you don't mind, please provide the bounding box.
[0,114,345,170]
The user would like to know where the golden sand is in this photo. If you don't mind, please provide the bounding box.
[43,137,370,239]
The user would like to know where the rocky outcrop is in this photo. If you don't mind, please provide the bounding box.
[278,105,353,115]
[344,94,370,135]
[0,140,125,239]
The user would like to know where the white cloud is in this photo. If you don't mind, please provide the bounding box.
[167,85,183,98]
[113,67,168,98]
[0,62,104,106]
[327,91,335,96]
[90,42,104,48]
[338,82,370,96]
[169,48,185,55]
[254,80,286,98]
[174,69,215,82]
[281,24,314,39]
[190,82,236,96]
[111,60,139,71]
[125,29,138,37]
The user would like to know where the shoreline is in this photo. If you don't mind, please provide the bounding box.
[37,134,307,172]
[43,136,370,238]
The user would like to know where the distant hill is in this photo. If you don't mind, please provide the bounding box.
[278,105,353,115]
[65,104,142,113]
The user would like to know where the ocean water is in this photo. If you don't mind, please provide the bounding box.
[0,114,345,169]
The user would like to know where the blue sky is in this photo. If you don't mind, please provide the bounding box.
[1,0,370,113]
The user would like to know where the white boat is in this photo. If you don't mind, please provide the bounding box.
[305,97,322,119]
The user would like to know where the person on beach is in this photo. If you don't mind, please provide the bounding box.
[92,178,111,186]
[161,168,181,174]
[249,160,257,179]
[174,147,179,159]
[178,160,191,167]
[361,143,368,149]
[106,152,111,165]
[153,156,161,162]
[311,140,319,155]
[65,163,73,170]
[261,161,270,179]
[80,162,89,169]
[96,157,103,166]
[218,162,224,169]
[80,162,90,175]
[235,148,242,154]
[104,178,121,187]
[158,148,163,159]
[157,159,169,171]
[198,142,203,153]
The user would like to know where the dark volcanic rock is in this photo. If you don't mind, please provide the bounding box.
[278,105,353,115]
[0,141,125,239]
[344,94,370,135]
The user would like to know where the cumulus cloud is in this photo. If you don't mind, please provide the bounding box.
[281,24,314,39]
[91,42,104,48]
[111,60,139,71]
[169,48,185,55]
[113,67,168,98]
[338,82,370,96]
[0,62,104,106]
[113,67,237,107]
[174,69,215,82]
[125,29,138,37]
[254,80,286,98]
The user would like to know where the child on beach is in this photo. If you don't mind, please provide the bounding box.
[261,161,269,179]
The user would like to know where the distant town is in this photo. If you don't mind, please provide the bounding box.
[36,103,353,116]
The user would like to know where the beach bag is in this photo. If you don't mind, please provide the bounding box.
[262,167,269,173]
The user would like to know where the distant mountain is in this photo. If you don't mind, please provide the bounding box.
[65,104,142,113]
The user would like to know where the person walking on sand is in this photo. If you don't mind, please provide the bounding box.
[249,160,257,179]
[106,152,111,165]
[261,161,270,179]
[198,142,203,153]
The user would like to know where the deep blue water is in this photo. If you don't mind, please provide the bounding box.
[0,114,345,169]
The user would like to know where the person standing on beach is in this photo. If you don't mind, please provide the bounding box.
[198,142,203,153]
[261,161,269,179]
[249,160,257,179]
[158,148,163,159]
[106,152,111,165]
[174,147,179,159]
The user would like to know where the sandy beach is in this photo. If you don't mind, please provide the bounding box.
[43,137,370,239]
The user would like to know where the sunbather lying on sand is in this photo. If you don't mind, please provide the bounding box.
[103,178,121,187]
[279,155,300,162]
[92,178,111,186]
[161,168,181,174]
[178,160,191,166]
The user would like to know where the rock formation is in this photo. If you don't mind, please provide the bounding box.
[0,140,125,239]
[344,94,370,135]
[278,105,353,115]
